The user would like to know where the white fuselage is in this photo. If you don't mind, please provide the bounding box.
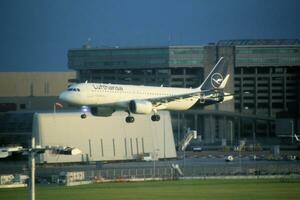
[59,83,200,111]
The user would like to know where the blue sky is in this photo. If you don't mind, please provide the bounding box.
[0,0,299,71]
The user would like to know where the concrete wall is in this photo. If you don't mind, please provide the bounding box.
[0,96,60,111]
[0,72,75,97]
[0,72,76,111]
[33,111,176,163]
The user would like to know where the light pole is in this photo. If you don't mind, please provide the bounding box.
[239,145,242,174]
[180,129,197,174]
[238,140,245,174]
[29,137,36,200]
[183,149,186,171]
[252,122,256,154]
[290,120,294,144]
[152,149,159,177]
[229,120,233,148]
[163,115,166,159]
[0,137,82,200]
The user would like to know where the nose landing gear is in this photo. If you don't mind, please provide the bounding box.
[125,116,135,123]
[80,106,89,119]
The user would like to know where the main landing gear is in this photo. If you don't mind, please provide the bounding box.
[125,115,135,123]
[125,111,135,123]
[81,113,87,119]
[151,109,160,122]
[125,113,160,123]
[151,114,160,122]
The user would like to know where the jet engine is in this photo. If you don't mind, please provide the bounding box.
[129,100,153,114]
[90,106,115,117]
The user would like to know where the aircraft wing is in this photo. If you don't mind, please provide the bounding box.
[145,89,233,109]
[145,90,202,108]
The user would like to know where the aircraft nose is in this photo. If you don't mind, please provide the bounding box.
[59,91,82,105]
[59,91,68,102]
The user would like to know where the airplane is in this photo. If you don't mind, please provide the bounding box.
[0,145,82,158]
[0,146,24,158]
[59,57,233,123]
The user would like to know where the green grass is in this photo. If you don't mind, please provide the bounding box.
[1,179,300,200]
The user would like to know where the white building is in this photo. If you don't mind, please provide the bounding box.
[33,111,176,163]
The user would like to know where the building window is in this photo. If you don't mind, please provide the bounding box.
[257,67,269,74]
[243,68,255,74]
[20,104,26,109]
[0,103,17,112]
[157,69,169,75]
[258,103,268,108]
[235,67,241,74]
[272,102,283,109]
[171,68,183,75]
[272,67,283,73]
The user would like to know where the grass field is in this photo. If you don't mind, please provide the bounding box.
[1,179,300,200]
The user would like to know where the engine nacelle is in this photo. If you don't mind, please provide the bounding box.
[90,106,115,117]
[129,100,153,114]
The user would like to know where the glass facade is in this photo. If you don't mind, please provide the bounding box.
[68,46,204,70]
[236,46,300,66]
[70,46,204,88]
[68,48,169,70]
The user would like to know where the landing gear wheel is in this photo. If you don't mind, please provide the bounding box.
[81,113,87,119]
[125,116,135,123]
[151,114,160,122]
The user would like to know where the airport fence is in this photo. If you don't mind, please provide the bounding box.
[80,162,300,182]
[84,167,175,181]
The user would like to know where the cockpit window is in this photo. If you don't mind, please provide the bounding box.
[67,88,80,92]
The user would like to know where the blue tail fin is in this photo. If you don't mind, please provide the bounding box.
[198,57,229,91]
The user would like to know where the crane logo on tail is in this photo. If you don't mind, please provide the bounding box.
[211,73,224,89]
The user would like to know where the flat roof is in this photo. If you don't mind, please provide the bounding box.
[69,45,204,51]
[70,39,300,51]
[217,39,300,46]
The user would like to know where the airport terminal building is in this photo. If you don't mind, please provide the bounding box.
[68,39,300,145]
